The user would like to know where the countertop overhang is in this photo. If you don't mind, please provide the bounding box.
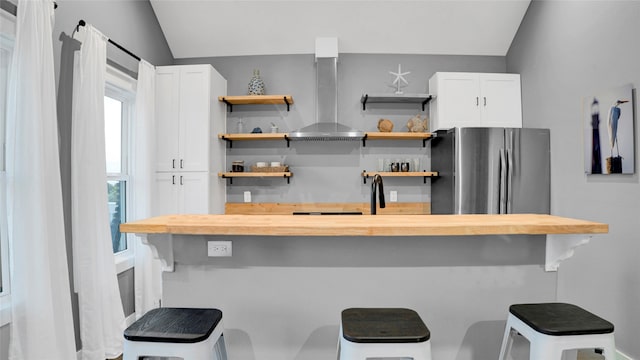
[120,214,608,237]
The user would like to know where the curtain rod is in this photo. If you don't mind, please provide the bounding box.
[75,20,141,62]
[1,1,55,16]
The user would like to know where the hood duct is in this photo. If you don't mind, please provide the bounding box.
[288,38,364,141]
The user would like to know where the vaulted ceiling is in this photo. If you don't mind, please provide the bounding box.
[150,0,531,58]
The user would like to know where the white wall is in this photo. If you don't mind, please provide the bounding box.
[507,1,640,358]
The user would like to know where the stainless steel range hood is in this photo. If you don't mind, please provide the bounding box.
[288,38,364,141]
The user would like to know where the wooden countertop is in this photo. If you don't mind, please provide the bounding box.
[120,214,608,237]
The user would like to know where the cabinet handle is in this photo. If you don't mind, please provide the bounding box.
[180,159,184,169]
[172,175,175,185]
[172,159,176,169]
[180,175,183,185]
[484,97,487,106]
[476,97,479,106]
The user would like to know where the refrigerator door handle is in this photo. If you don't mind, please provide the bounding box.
[506,148,514,214]
[499,148,508,214]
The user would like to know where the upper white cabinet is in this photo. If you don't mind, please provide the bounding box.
[156,65,225,172]
[154,64,227,215]
[429,72,522,131]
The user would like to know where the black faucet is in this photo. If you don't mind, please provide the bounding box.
[371,174,385,215]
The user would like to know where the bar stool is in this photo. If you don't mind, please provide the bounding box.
[338,307,432,360]
[123,307,228,360]
[498,303,615,360]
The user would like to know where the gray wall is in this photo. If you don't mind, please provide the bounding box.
[164,234,555,360]
[176,54,505,204]
[0,1,173,359]
[506,0,640,358]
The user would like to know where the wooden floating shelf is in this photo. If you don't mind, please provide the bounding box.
[218,132,434,147]
[218,133,290,148]
[362,171,439,184]
[218,171,293,184]
[219,133,288,141]
[218,95,294,112]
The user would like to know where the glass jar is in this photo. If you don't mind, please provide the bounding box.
[232,160,244,172]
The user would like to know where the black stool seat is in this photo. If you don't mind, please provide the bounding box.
[509,303,614,336]
[342,308,430,343]
[124,308,223,343]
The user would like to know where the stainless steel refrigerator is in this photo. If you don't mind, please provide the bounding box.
[431,127,550,214]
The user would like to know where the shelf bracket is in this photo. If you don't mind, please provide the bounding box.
[284,135,290,147]
[423,171,439,184]
[220,135,233,148]
[361,94,368,111]
[362,134,368,147]
[220,174,233,185]
[221,97,233,112]
[283,96,290,111]
[285,174,290,184]
[422,132,436,148]
[421,96,432,111]
[363,171,369,184]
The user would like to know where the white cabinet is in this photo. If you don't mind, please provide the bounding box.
[156,66,213,172]
[153,65,227,215]
[429,72,522,131]
[154,172,211,215]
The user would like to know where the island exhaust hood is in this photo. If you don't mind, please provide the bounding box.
[288,38,364,141]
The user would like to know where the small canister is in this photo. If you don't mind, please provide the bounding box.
[232,160,244,172]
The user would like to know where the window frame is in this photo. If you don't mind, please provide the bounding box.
[0,7,15,327]
[105,65,136,274]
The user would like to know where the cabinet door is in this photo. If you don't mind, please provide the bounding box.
[434,73,481,130]
[155,67,181,172]
[479,74,522,128]
[179,66,211,172]
[179,172,210,214]
[153,172,180,215]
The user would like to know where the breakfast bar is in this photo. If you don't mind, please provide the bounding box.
[121,213,607,271]
[120,214,608,359]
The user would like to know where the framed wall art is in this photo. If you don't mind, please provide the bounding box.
[583,84,635,174]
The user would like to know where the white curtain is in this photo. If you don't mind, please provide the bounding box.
[132,60,162,316]
[5,0,77,358]
[71,24,125,359]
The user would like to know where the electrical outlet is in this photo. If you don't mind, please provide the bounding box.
[390,190,398,202]
[208,241,232,257]
[244,191,251,203]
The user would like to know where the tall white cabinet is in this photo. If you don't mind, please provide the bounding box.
[429,72,522,131]
[154,65,227,215]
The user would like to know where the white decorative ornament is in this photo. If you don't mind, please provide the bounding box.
[389,64,410,94]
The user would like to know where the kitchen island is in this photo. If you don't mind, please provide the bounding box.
[121,214,607,360]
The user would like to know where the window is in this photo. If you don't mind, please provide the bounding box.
[0,8,15,303]
[105,94,128,253]
[104,68,134,256]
